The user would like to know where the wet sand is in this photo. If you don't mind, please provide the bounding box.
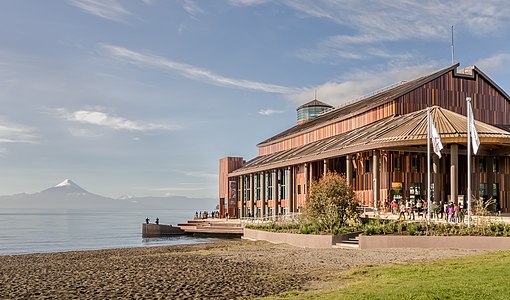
[0,240,481,299]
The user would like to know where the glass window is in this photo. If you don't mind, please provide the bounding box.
[365,159,371,173]
[244,176,250,201]
[266,173,273,200]
[255,174,261,201]
[393,156,401,171]
[494,158,500,173]
[479,157,486,172]
[411,156,420,172]
[279,170,286,199]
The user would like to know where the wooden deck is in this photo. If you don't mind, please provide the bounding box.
[177,219,243,236]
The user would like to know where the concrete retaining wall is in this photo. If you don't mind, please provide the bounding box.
[359,235,510,250]
[142,224,185,237]
[243,228,345,248]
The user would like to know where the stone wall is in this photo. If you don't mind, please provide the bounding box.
[243,228,343,248]
[359,235,510,250]
[142,224,185,237]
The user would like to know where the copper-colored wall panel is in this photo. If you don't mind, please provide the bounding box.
[258,103,395,156]
[219,157,244,198]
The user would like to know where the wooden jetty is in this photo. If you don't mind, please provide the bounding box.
[142,219,243,238]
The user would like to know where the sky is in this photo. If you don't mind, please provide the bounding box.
[0,0,509,199]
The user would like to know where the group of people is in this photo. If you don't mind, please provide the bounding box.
[145,217,159,225]
[443,202,464,223]
[391,199,465,223]
[392,199,426,221]
[194,211,220,220]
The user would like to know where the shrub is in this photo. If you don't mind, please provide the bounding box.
[301,172,360,234]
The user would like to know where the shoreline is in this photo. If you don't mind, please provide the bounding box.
[0,239,484,299]
[0,234,221,257]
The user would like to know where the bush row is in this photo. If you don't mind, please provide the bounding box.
[363,220,510,236]
[246,220,510,237]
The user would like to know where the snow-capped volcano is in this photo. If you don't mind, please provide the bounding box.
[41,179,91,195]
[55,179,76,187]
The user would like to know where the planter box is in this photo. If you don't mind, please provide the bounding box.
[359,234,510,250]
[243,228,356,248]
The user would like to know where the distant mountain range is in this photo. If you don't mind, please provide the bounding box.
[0,179,217,210]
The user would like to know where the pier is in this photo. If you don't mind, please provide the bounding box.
[142,219,243,237]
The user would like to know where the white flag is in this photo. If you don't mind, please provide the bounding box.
[469,104,480,154]
[429,113,443,158]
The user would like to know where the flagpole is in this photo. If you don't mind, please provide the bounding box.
[467,97,472,227]
[427,107,431,225]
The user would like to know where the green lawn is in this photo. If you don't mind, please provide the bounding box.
[262,251,510,300]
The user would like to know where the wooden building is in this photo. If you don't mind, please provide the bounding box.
[219,64,510,218]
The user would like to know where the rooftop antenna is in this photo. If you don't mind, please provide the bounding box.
[314,89,317,100]
[451,25,454,65]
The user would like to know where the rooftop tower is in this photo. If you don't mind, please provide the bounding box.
[296,99,333,125]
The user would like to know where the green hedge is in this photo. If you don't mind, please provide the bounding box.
[362,220,510,236]
[246,220,510,237]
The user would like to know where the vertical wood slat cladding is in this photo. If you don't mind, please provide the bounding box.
[258,103,395,156]
[396,70,510,125]
[219,157,244,198]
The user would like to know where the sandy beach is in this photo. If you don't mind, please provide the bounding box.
[0,240,481,299]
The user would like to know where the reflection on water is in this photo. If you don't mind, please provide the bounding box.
[0,208,213,256]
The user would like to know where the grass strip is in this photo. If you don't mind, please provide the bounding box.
[262,251,510,300]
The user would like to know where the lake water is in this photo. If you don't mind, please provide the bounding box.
[0,208,216,256]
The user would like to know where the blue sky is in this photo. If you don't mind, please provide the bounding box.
[0,0,509,198]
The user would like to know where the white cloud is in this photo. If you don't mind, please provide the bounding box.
[67,128,103,138]
[59,109,181,132]
[228,0,268,6]
[475,53,510,74]
[258,109,285,116]
[289,63,436,107]
[182,0,204,17]
[102,44,301,94]
[69,0,132,23]
[0,123,38,144]
[262,0,510,63]
[174,169,217,179]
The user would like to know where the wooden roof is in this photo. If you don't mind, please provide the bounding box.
[230,106,510,176]
[258,64,460,147]
[258,63,510,148]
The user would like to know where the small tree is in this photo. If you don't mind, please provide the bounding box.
[302,172,360,233]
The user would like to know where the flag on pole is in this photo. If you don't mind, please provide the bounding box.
[468,104,480,154]
[429,112,443,158]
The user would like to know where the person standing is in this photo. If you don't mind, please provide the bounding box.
[399,202,406,220]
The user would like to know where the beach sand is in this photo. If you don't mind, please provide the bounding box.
[0,240,481,299]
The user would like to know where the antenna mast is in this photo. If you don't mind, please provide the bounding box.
[451,25,454,65]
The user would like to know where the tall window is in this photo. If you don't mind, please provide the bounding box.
[279,169,287,199]
[244,176,251,201]
[393,156,401,171]
[411,156,420,172]
[365,159,371,173]
[479,157,487,172]
[266,172,273,200]
[494,158,500,173]
[255,174,261,201]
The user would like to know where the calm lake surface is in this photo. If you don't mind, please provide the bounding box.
[0,208,215,256]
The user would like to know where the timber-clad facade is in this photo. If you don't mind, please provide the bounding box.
[219,64,510,218]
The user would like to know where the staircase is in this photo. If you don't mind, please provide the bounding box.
[332,234,360,249]
[178,219,243,236]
